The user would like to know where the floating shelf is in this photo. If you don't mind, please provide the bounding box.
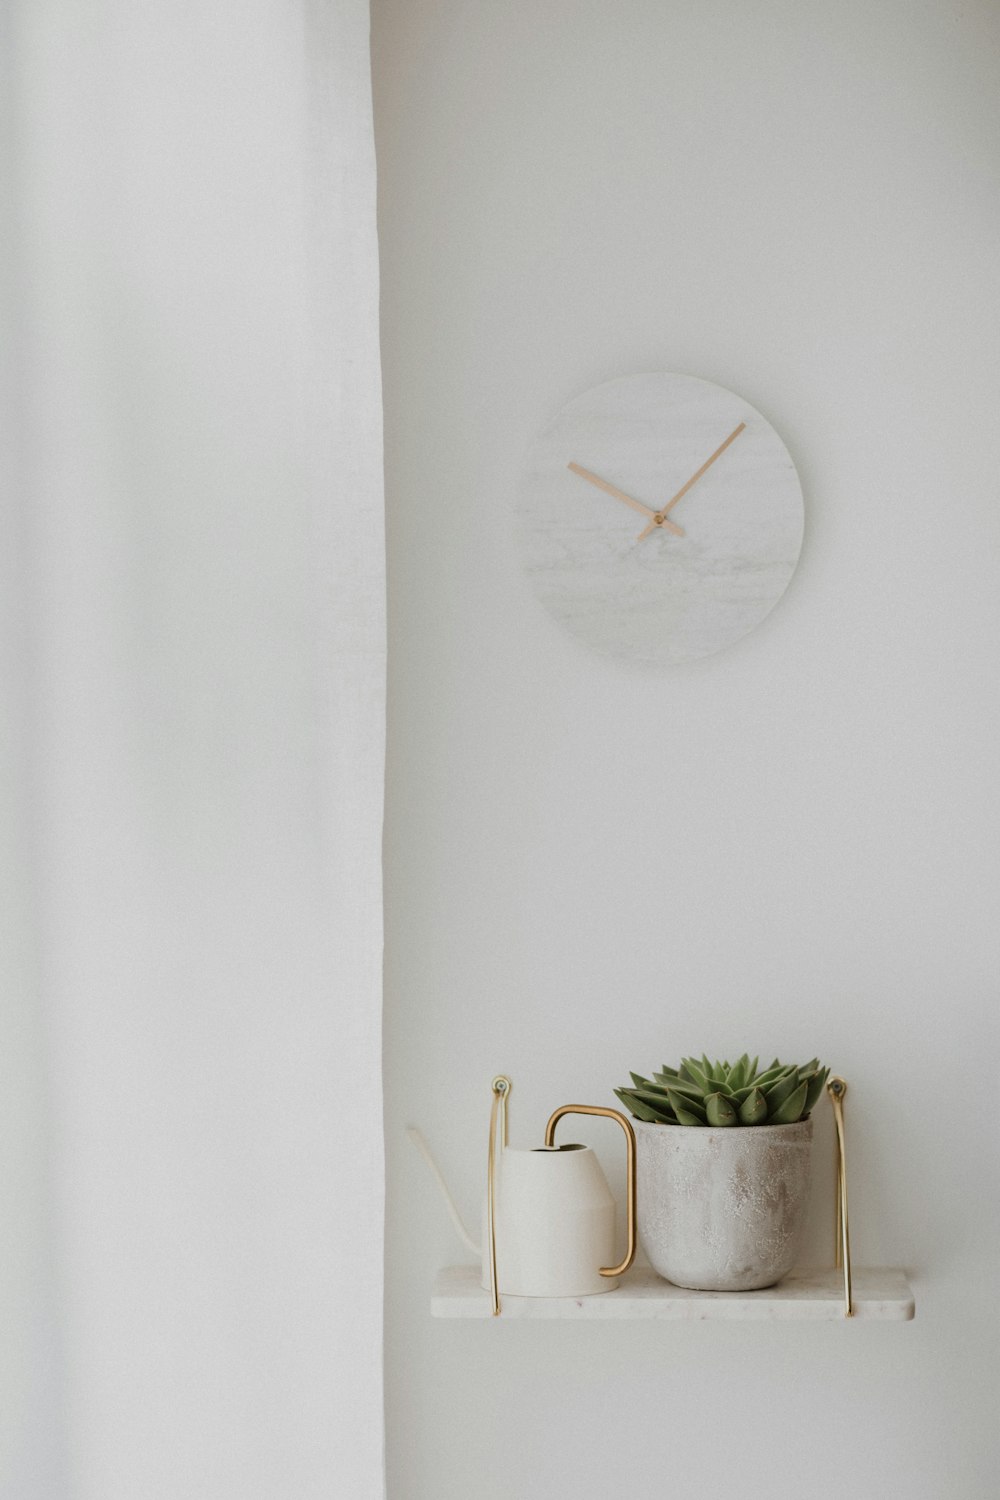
[433,1265,915,1321]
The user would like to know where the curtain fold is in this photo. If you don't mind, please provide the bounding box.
[2,4,386,1496]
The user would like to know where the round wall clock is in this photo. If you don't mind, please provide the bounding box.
[516,373,804,666]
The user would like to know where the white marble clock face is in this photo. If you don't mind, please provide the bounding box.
[517,373,804,666]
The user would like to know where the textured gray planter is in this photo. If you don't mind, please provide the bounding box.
[634,1118,813,1291]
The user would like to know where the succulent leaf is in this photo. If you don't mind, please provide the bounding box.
[630,1087,679,1116]
[769,1078,809,1124]
[803,1067,830,1116]
[683,1058,713,1093]
[753,1063,794,1091]
[738,1087,768,1124]
[637,1079,675,1097]
[763,1070,801,1110]
[655,1076,703,1102]
[705,1092,737,1126]
[616,1088,672,1124]
[614,1088,651,1121]
[666,1088,707,1121]
[674,1106,705,1127]
[728,1054,750,1091]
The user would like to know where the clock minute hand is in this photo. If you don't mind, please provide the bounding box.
[568,462,685,538]
[636,421,747,541]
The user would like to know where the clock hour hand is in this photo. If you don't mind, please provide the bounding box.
[568,462,685,538]
[636,422,747,541]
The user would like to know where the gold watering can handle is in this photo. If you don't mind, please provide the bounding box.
[545,1103,637,1278]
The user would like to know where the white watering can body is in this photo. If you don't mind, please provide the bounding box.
[411,1079,636,1312]
[480,1138,621,1296]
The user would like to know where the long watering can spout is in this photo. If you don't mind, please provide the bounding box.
[407,1126,481,1257]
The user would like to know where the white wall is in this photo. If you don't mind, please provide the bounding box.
[374,3,1000,1496]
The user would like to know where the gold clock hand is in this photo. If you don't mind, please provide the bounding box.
[568,462,685,538]
[636,422,747,541]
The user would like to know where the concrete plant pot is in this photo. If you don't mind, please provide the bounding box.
[633,1117,814,1291]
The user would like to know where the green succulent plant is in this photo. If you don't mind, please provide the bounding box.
[615,1054,829,1128]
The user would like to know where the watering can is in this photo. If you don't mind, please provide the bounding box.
[410,1075,636,1314]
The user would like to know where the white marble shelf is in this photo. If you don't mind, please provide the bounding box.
[432,1265,915,1321]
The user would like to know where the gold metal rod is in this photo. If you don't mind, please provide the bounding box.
[834,1132,843,1266]
[544,1103,637,1277]
[827,1077,853,1318]
[567,462,685,538]
[636,421,747,540]
[662,421,746,515]
[487,1076,511,1318]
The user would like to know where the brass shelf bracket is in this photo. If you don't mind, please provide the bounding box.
[486,1075,511,1318]
[827,1076,853,1318]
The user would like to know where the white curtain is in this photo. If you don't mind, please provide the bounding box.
[1,4,385,1496]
